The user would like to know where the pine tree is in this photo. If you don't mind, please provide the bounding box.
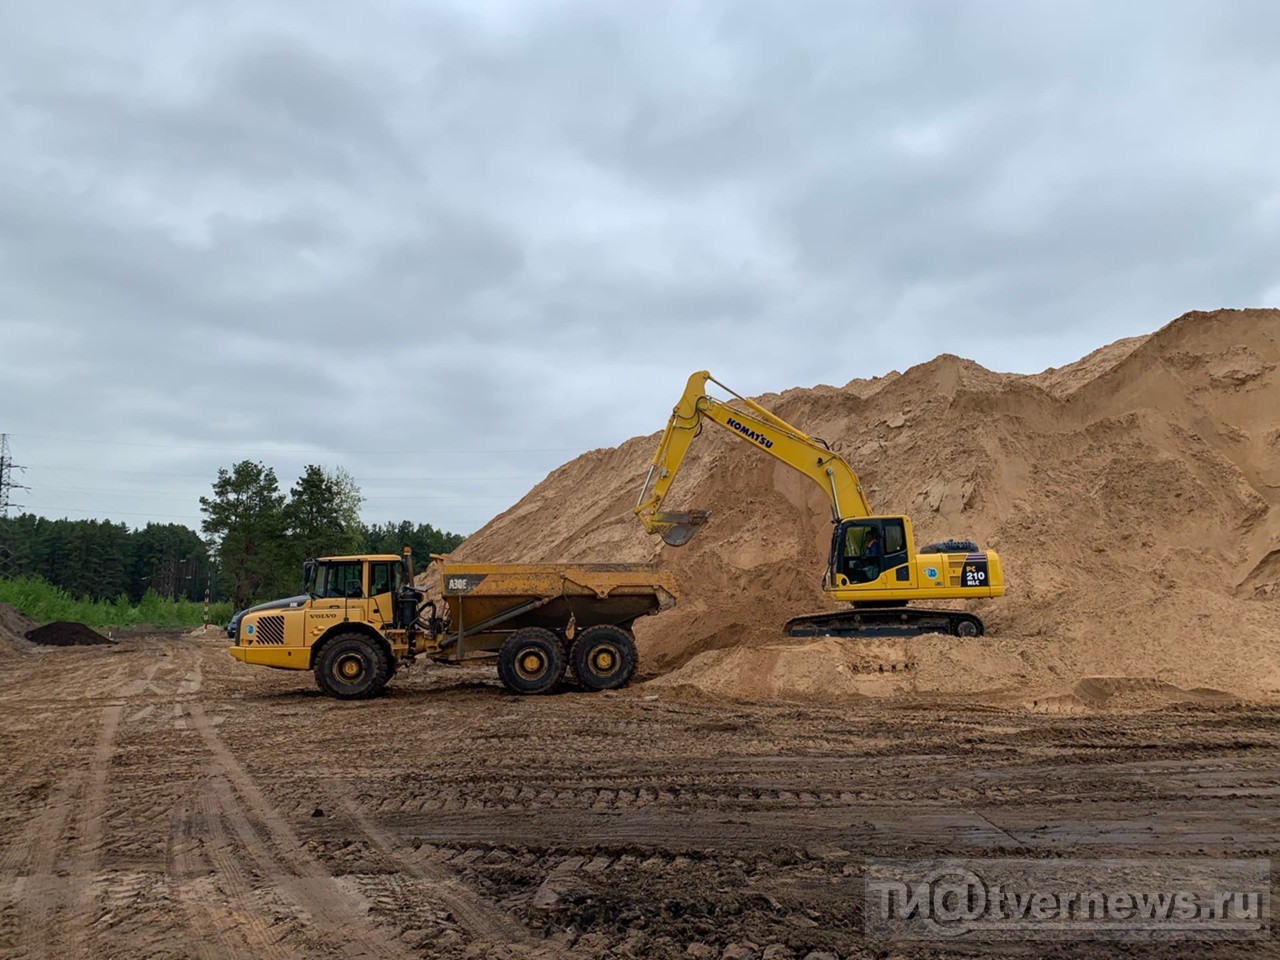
[362,520,465,563]
[283,465,365,562]
[199,461,287,607]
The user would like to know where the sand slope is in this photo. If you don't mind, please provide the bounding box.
[450,309,1280,700]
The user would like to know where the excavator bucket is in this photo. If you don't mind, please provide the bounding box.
[654,510,710,547]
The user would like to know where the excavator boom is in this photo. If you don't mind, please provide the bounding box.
[635,371,871,545]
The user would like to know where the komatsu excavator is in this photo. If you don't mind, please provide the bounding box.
[634,371,1005,638]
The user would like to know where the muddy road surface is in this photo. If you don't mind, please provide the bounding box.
[0,632,1276,959]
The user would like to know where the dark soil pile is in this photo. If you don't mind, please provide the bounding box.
[25,621,114,647]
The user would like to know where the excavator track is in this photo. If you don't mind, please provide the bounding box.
[784,607,984,639]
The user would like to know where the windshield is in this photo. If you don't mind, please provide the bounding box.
[844,523,879,558]
[314,561,363,598]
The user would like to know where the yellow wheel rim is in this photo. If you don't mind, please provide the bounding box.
[591,647,616,674]
[515,648,547,681]
[335,654,366,682]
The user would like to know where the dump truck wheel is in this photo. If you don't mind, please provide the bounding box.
[570,625,637,692]
[497,627,566,695]
[314,633,391,700]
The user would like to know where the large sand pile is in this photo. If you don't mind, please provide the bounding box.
[450,309,1280,701]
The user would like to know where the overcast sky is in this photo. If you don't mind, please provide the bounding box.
[2,0,1278,535]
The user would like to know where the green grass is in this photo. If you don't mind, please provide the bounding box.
[0,576,234,629]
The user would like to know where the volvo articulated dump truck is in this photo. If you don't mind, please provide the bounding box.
[230,550,675,699]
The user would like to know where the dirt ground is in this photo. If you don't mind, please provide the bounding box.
[1,632,1277,959]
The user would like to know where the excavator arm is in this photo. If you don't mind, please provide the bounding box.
[635,371,872,545]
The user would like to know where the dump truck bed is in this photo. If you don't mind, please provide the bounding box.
[433,560,675,660]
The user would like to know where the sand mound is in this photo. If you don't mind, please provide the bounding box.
[647,638,919,701]
[452,308,1280,700]
[0,603,40,656]
[0,603,38,642]
[1023,677,1239,714]
[25,622,114,647]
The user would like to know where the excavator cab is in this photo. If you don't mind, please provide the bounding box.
[834,517,912,585]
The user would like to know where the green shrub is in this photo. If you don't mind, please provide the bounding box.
[0,575,234,629]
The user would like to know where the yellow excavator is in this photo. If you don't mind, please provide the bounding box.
[634,371,1006,638]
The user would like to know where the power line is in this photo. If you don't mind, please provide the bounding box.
[33,484,518,503]
[0,434,30,518]
[21,503,487,523]
[15,505,203,523]
[25,464,545,482]
[12,432,585,456]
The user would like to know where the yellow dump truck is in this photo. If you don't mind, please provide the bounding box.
[229,551,675,699]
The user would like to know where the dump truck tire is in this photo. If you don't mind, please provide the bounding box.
[570,625,637,692]
[497,627,566,695]
[314,633,391,700]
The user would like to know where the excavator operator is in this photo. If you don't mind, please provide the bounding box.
[864,529,882,557]
[852,528,882,584]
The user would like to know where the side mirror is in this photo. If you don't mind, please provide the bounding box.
[302,558,317,593]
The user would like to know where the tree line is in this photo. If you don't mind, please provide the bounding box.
[0,461,465,609]
[0,515,211,604]
[198,461,465,606]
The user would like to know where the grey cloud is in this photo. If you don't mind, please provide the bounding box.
[2,0,1278,533]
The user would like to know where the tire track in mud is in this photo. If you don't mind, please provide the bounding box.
[1,637,199,959]
[346,773,1052,820]
[3,699,122,960]
[164,798,222,960]
[4,775,78,960]
[183,701,418,960]
[164,645,315,960]
[340,796,532,945]
[65,701,124,959]
[166,787,304,960]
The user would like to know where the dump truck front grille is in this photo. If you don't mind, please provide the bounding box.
[255,615,285,645]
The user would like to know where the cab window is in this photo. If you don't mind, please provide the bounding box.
[883,519,906,556]
[844,524,870,558]
[369,562,394,597]
[318,562,363,598]
[842,521,882,584]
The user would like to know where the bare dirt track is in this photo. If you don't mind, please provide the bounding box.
[1,632,1277,959]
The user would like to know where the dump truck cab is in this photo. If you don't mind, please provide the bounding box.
[301,553,412,639]
[230,554,415,673]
